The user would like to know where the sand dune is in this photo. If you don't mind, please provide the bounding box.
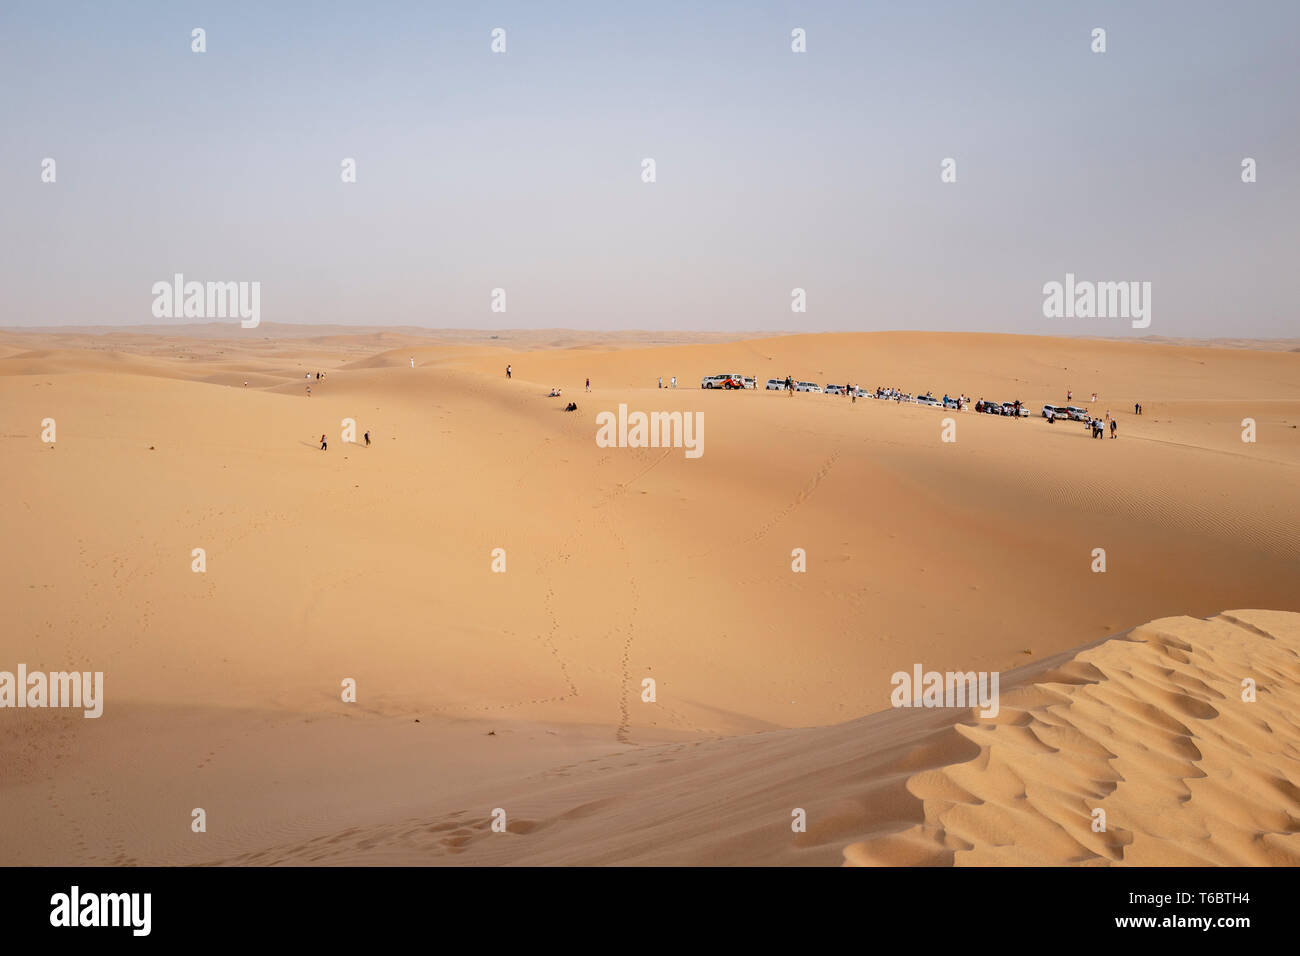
[1,329,1297,865]
[194,609,1300,866]
[844,610,1300,867]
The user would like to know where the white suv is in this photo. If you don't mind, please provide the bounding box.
[702,374,743,389]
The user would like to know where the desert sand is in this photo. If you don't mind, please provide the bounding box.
[1,328,1298,866]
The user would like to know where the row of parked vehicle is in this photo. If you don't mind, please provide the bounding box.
[971,399,1030,417]
[1041,404,1092,421]
[925,397,1090,420]
[762,378,844,393]
[699,374,855,393]
[761,378,879,394]
[700,373,1093,423]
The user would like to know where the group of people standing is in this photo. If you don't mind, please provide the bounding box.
[873,386,916,402]
[973,398,1020,414]
[1086,412,1118,439]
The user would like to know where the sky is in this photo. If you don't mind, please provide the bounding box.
[1,0,1297,336]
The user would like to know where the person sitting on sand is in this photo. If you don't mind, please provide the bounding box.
[565,401,577,411]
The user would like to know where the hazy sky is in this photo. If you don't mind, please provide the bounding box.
[2,1,1297,335]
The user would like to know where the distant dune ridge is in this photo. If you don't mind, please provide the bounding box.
[1,328,1297,866]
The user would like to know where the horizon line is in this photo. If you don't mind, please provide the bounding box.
[4,322,1298,343]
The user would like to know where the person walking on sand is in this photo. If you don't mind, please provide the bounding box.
[409,356,414,369]
[364,430,370,447]
[1110,419,1117,439]
[1067,389,1073,402]
[320,434,327,451]
[658,376,663,389]
[506,364,512,379]
[671,376,676,388]
[585,377,591,392]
